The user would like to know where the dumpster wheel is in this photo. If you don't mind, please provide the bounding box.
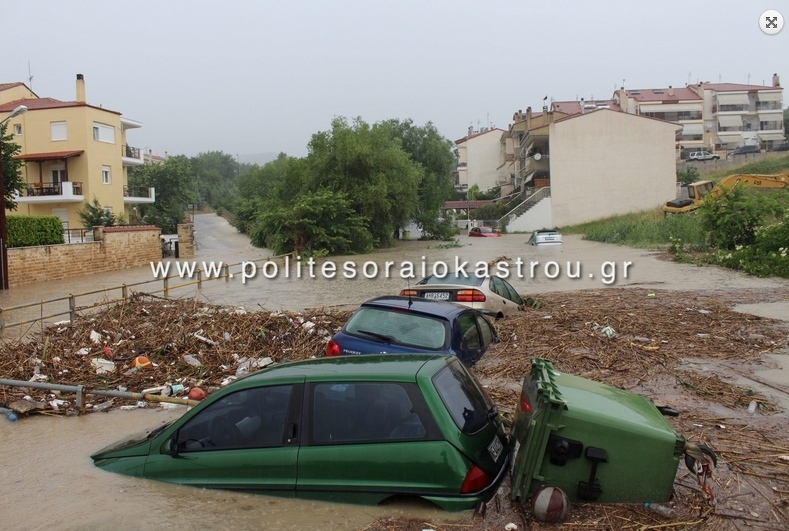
[683,443,717,473]
[684,443,717,505]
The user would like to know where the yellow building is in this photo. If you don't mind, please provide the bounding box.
[0,75,154,230]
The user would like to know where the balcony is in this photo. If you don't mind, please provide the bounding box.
[14,181,84,204]
[123,185,156,204]
[122,144,144,166]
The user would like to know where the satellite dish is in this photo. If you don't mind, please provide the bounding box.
[533,153,542,161]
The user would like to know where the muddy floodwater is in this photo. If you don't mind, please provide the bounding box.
[0,408,456,530]
[2,214,789,529]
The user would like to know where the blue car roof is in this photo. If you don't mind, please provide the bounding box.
[362,295,475,317]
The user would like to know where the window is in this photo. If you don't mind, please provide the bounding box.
[92,122,115,143]
[175,385,293,451]
[344,307,448,350]
[102,166,111,184]
[51,168,66,185]
[433,361,493,435]
[13,124,21,135]
[312,382,428,443]
[459,314,481,349]
[51,121,67,141]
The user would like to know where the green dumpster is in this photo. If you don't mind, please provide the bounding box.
[510,358,689,505]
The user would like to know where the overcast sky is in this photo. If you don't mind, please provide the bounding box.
[2,1,786,160]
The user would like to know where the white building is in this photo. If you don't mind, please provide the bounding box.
[455,127,506,193]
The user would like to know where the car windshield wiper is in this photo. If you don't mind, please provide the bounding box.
[357,329,397,343]
[147,420,175,439]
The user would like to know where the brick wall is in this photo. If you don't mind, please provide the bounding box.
[8,225,162,287]
[177,223,194,259]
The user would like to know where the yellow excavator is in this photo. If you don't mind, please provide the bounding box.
[663,173,789,215]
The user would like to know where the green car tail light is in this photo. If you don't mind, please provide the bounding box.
[460,464,493,494]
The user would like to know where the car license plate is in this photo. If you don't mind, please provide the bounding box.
[488,435,503,462]
[424,292,450,300]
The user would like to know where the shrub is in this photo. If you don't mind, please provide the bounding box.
[7,215,64,247]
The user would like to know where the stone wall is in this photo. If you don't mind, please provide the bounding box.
[176,223,194,259]
[8,225,162,288]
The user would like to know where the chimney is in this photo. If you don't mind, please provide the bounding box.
[580,98,585,113]
[668,85,674,96]
[773,73,781,87]
[468,125,473,137]
[526,107,532,128]
[76,74,86,103]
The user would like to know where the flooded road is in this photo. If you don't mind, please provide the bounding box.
[2,214,789,529]
[0,408,455,530]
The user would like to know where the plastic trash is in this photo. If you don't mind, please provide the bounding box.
[183,354,201,367]
[748,400,758,414]
[0,407,18,422]
[644,503,674,516]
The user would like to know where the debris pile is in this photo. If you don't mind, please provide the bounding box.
[0,293,351,414]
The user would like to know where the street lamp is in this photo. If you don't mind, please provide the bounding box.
[0,104,28,290]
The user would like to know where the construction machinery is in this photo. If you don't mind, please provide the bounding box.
[663,173,789,215]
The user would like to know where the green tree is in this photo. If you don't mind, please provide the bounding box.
[191,151,239,209]
[379,119,456,239]
[698,185,783,249]
[305,117,422,247]
[251,189,373,255]
[1,122,25,210]
[78,196,119,227]
[130,155,197,233]
[677,165,700,185]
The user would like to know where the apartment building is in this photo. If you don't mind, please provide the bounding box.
[0,75,154,230]
[612,74,785,152]
[614,87,705,151]
[688,75,784,150]
[454,127,507,193]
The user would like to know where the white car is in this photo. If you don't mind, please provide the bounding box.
[527,230,563,246]
[400,272,525,318]
[687,151,720,161]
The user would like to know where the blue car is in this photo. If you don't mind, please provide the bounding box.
[326,296,498,366]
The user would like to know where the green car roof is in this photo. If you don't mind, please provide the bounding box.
[237,354,450,385]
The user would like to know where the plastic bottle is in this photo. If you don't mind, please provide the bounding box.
[0,407,18,422]
[644,503,674,517]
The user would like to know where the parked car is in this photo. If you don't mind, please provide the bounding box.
[527,230,563,246]
[92,354,510,511]
[469,227,501,237]
[400,272,525,318]
[327,296,499,365]
[769,143,789,152]
[727,145,761,158]
[687,151,720,161]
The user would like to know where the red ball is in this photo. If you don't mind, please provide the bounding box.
[188,387,206,401]
[531,485,569,523]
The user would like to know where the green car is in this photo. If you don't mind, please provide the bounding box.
[92,355,509,511]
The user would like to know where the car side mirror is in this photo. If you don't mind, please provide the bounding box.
[163,438,180,457]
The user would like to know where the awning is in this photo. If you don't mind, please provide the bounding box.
[718,115,743,128]
[14,150,84,162]
[716,93,749,105]
[758,111,783,121]
[757,132,787,141]
[756,91,782,102]
[681,123,704,135]
[640,103,701,114]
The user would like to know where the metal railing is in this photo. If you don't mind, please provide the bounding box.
[498,186,551,225]
[123,144,141,159]
[123,185,151,198]
[0,252,294,338]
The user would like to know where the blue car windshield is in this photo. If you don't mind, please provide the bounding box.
[345,307,449,350]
